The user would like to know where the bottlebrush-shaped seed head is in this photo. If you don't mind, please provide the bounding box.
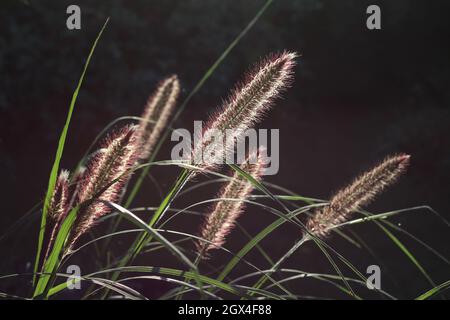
[66,124,140,250]
[136,75,180,160]
[43,169,70,264]
[196,150,266,258]
[48,170,70,221]
[68,165,86,207]
[191,51,297,170]
[306,154,410,239]
[71,165,87,185]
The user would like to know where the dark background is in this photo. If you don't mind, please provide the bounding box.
[0,0,449,299]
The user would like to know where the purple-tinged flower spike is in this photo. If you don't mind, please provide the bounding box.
[43,170,70,264]
[48,170,70,221]
[66,125,140,251]
[306,154,410,239]
[68,166,86,208]
[191,51,297,171]
[196,150,266,258]
[136,75,180,160]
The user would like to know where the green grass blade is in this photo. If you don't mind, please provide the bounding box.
[100,170,191,298]
[235,223,274,266]
[104,201,196,271]
[216,204,323,283]
[32,18,109,285]
[33,206,79,298]
[383,220,449,265]
[48,266,242,298]
[374,221,436,288]
[415,280,450,300]
[129,168,192,261]
[116,276,221,300]
[229,164,290,213]
[249,236,308,296]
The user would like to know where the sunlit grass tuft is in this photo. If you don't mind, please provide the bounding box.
[1,0,448,301]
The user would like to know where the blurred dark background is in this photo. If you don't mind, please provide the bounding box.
[0,0,449,299]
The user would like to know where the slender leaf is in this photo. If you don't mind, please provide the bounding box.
[33,18,109,284]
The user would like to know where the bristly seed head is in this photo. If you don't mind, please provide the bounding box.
[191,51,297,171]
[68,166,86,208]
[196,149,267,258]
[306,154,410,239]
[66,124,140,251]
[136,75,180,160]
[43,169,70,265]
[48,170,70,221]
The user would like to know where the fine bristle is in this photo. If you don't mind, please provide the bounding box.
[136,75,180,160]
[211,51,297,131]
[42,169,70,265]
[196,149,266,258]
[306,153,411,238]
[68,165,86,208]
[191,51,297,172]
[48,169,70,221]
[66,125,140,251]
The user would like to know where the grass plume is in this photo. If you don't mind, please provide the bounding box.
[306,154,411,238]
[66,125,140,251]
[136,75,180,160]
[42,170,70,264]
[196,150,266,258]
[191,51,297,170]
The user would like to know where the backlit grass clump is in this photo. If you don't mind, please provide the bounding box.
[1,15,448,300]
